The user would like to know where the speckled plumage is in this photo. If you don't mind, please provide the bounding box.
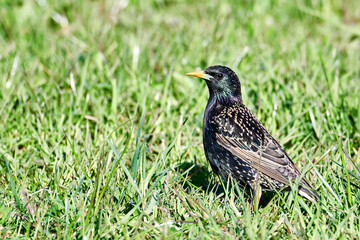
[187,65,318,202]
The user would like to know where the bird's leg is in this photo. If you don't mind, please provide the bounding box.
[250,172,262,211]
[252,184,262,211]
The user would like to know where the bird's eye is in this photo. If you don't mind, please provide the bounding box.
[215,73,223,80]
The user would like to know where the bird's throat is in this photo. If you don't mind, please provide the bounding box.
[208,91,242,106]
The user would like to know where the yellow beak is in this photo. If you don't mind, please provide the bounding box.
[186,71,205,78]
[186,70,212,80]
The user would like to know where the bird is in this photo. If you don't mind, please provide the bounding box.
[186,65,318,205]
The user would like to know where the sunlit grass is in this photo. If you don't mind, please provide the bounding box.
[1,0,359,238]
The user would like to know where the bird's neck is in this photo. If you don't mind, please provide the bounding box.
[208,92,242,106]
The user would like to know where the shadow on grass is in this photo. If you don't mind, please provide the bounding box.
[175,161,217,192]
[176,161,275,208]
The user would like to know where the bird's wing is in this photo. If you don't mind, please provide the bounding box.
[215,133,297,187]
[219,131,319,202]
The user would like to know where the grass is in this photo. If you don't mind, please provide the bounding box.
[1,0,360,238]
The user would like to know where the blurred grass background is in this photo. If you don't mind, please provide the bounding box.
[1,0,360,238]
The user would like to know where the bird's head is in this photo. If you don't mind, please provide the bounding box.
[186,65,242,102]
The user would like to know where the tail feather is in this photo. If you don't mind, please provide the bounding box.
[298,185,319,203]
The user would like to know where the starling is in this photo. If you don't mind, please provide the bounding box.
[186,65,318,203]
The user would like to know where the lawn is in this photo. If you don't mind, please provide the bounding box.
[1,0,360,239]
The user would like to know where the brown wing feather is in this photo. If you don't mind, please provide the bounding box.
[216,133,301,187]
